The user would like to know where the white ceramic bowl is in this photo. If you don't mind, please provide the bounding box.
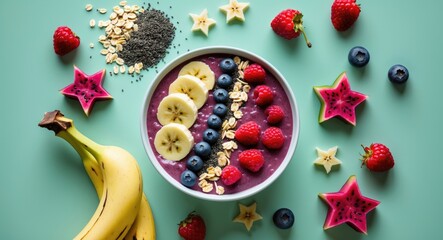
[140,46,300,201]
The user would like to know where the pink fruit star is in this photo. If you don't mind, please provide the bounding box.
[313,72,367,126]
[60,66,112,116]
[319,175,380,234]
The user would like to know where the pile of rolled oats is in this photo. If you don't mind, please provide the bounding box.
[197,56,252,195]
[85,1,144,75]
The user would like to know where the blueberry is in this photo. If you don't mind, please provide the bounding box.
[207,114,222,130]
[219,58,237,74]
[194,141,211,159]
[213,103,228,118]
[273,208,295,229]
[203,128,220,145]
[388,64,409,84]
[217,74,233,89]
[180,170,197,188]
[213,88,229,103]
[348,46,370,67]
[186,155,204,172]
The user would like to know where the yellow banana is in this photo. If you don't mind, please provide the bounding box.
[80,150,156,240]
[70,128,156,240]
[76,143,156,240]
[123,194,156,240]
[39,110,142,240]
[56,126,156,240]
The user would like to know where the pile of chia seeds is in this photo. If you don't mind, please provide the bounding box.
[119,8,175,69]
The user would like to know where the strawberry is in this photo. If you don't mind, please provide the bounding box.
[264,105,285,125]
[178,212,206,240]
[271,9,312,47]
[261,127,285,150]
[331,0,361,32]
[243,64,266,85]
[253,85,274,107]
[235,121,261,146]
[221,165,242,185]
[53,26,80,56]
[239,149,265,172]
[361,143,395,172]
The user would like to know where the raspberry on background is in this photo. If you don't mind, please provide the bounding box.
[53,26,80,56]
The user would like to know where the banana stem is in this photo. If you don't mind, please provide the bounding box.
[57,130,91,161]
[39,110,104,158]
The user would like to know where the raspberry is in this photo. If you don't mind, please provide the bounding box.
[331,0,361,32]
[53,26,80,56]
[221,165,242,185]
[361,143,395,172]
[253,85,274,107]
[243,64,266,85]
[264,105,285,124]
[270,9,312,47]
[261,127,285,150]
[238,149,265,172]
[235,121,261,146]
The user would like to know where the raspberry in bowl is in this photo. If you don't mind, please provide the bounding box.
[140,46,300,201]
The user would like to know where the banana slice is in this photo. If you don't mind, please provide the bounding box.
[169,75,209,109]
[154,123,194,161]
[178,61,215,90]
[157,93,198,128]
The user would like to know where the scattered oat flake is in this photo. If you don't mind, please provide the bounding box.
[85,4,93,11]
[215,182,225,195]
[234,56,241,64]
[120,65,126,73]
[89,19,96,27]
[89,43,94,48]
[128,65,135,74]
[234,110,243,119]
[202,184,214,193]
[218,156,227,167]
[98,8,107,14]
[225,130,235,139]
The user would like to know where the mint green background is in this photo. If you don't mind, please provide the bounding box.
[1,0,441,239]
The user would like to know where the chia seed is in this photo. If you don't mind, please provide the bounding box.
[119,8,175,69]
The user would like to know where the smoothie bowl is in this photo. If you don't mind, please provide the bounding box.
[140,46,299,201]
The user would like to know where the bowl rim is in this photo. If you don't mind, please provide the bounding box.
[140,46,300,201]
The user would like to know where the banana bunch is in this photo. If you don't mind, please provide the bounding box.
[39,110,155,240]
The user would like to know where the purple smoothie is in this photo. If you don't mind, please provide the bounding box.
[146,54,293,195]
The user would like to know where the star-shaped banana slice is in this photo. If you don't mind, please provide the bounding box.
[189,9,216,36]
[314,146,342,174]
[219,0,250,23]
[233,202,262,231]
